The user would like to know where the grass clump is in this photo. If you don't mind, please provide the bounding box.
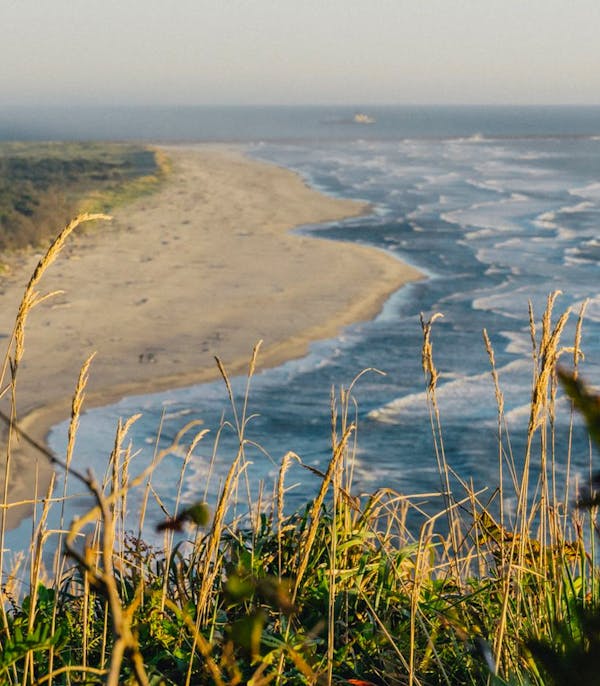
[1,218,600,684]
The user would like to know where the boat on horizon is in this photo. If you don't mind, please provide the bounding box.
[320,112,377,126]
[352,113,376,124]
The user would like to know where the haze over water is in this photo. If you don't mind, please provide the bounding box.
[3,105,600,544]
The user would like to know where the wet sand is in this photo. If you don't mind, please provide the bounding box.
[0,144,422,528]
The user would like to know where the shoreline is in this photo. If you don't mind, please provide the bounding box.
[0,144,423,528]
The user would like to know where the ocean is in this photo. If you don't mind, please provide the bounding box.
[2,105,600,546]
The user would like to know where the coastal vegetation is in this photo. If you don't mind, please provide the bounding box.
[0,143,168,253]
[1,216,600,685]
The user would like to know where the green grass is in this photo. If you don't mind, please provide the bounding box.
[1,219,600,685]
[0,142,169,254]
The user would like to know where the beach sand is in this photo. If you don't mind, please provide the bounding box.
[0,144,422,528]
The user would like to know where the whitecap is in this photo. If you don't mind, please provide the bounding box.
[502,403,532,426]
[500,330,533,355]
[570,295,600,323]
[533,210,557,229]
[465,178,506,193]
[163,408,196,421]
[442,193,530,233]
[565,239,600,264]
[561,200,594,214]
[556,226,577,240]
[570,182,600,201]
[472,285,537,319]
[369,360,531,426]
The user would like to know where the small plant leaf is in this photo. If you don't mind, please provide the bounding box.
[226,609,265,659]
[156,501,211,531]
[557,367,600,446]
[224,572,256,604]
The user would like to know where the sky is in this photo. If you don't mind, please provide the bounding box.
[2,0,600,106]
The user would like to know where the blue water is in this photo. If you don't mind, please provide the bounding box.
[3,106,600,546]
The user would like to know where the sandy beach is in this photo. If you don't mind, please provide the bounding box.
[0,144,422,528]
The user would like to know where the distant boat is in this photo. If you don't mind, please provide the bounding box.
[353,113,376,125]
[320,112,376,126]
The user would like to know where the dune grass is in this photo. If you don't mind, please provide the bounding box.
[0,218,599,685]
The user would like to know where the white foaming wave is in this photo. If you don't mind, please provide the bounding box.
[492,238,527,249]
[368,388,428,424]
[556,227,577,240]
[474,160,535,176]
[420,172,461,187]
[162,408,196,422]
[472,161,571,194]
[484,264,506,276]
[565,238,600,265]
[513,178,577,193]
[408,202,444,221]
[472,284,534,318]
[180,449,280,506]
[568,295,600,323]
[534,200,595,230]
[464,228,497,240]
[570,182,600,201]
[501,330,533,355]
[562,200,594,213]
[564,255,590,267]
[533,210,557,229]
[465,178,505,193]
[397,139,436,156]
[409,163,454,185]
[503,403,532,426]
[504,395,578,429]
[350,458,440,490]
[166,444,191,460]
[369,360,530,425]
[517,151,560,160]
[443,193,536,234]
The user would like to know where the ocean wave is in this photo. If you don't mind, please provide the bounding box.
[420,172,461,187]
[162,407,196,422]
[500,329,533,355]
[369,360,530,425]
[565,239,600,264]
[569,295,600,323]
[502,403,532,426]
[442,193,537,234]
[533,210,557,229]
[570,182,600,200]
[561,200,595,214]
[556,227,577,241]
[472,285,536,318]
[465,177,506,193]
[534,200,595,230]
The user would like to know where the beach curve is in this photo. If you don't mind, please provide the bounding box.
[0,144,423,528]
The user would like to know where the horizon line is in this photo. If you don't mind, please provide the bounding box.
[3,102,600,109]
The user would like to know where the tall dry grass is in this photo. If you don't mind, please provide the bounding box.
[0,218,597,684]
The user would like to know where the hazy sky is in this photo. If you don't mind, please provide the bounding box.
[3,0,600,106]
